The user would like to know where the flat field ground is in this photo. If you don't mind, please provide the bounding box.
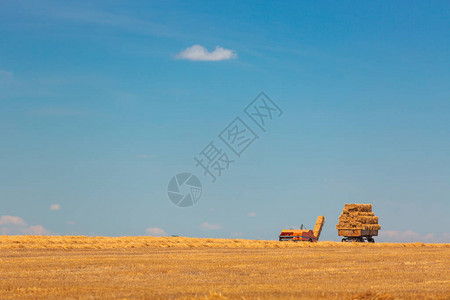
[0,236,449,299]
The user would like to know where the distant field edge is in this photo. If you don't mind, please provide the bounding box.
[0,235,449,249]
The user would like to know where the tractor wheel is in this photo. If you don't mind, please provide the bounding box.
[341,238,347,242]
[308,238,313,242]
[368,237,375,243]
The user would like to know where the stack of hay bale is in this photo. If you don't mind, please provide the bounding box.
[336,204,381,230]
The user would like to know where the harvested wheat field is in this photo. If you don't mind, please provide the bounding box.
[0,236,449,299]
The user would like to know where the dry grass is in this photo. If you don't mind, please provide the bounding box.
[0,236,449,299]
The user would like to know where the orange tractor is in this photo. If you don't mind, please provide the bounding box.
[279,216,325,242]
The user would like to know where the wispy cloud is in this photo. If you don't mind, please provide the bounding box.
[145,227,167,236]
[22,225,51,235]
[0,70,13,85]
[24,4,182,39]
[176,45,237,61]
[0,215,27,226]
[0,215,52,235]
[136,154,156,160]
[201,222,223,230]
[28,107,88,117]
[50,204,61,211]
[379,230,450,243]
[248,212,256,217]
[230,232,243,238]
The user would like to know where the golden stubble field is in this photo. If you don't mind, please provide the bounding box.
[0,236,449,299]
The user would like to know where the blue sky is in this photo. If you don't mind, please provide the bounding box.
[1,1,449,242]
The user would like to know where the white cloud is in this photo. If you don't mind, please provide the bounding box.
[0,215,52,235]
[248,212,256,217]
[145,227,167,236]
[0,215,27,226]
[378,230,450,243]
[201,222,223,230]
[50,204,61,211]
[22,225,52,235]
[175,45,237,61]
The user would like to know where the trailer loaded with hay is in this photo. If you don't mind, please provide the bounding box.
[336,204,381,243]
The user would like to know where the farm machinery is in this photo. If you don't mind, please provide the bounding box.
[336,204,381,243]
[279,216,325,242]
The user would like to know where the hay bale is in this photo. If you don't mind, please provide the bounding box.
[336,203,381,232]
[338,216,378,224]
[363,224,381,230]
[343,204,372,212]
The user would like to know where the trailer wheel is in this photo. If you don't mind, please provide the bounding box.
[341,238,347,242]
[367,237,375,243]
[308,238,313,242]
